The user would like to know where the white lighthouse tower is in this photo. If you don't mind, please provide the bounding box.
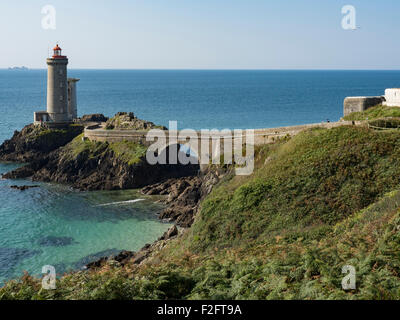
[34,44,79,126]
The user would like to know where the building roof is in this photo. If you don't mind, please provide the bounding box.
[51,44,67,59]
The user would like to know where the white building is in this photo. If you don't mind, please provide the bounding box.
[384,89,400,107]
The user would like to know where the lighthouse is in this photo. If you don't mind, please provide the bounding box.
[46,44,69,122]
[34,44,79,126]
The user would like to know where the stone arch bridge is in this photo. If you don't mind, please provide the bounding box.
[84,121,356,172]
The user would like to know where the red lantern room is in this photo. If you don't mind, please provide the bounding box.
[52,44,66,58]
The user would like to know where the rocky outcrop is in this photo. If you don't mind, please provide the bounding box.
[0,124,83,162]
[85,250,136,269]
[105,112,167,130]
[158,225,178,240]
[142,177,202,227]
[141,167,226,227]
[80,114,108,123]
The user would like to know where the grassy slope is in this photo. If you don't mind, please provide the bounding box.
[22,124,83,153]
[188,126,400,251]
[65,134,147,165]
[343,105,400,121]
[2,126,400,299]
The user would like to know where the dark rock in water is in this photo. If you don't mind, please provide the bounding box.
[80,114,108,123]
[0,247,41,276]
[74,248,123,270]
[10,185,39,191]
[38,236,77,247]
[2,161,45,180]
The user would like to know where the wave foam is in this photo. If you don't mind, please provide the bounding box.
[94,199,145,207]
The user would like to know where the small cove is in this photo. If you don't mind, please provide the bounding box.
[0,162,171,283]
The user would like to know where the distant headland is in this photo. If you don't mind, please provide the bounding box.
[8,66,29,71]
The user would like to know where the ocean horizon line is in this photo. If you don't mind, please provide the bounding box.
[2,68,400,72]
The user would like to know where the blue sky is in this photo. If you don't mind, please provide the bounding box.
[0,0,399,69]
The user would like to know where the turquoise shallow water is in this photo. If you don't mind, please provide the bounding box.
[0,162,171,283]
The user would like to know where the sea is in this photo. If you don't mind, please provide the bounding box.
[1,69,400,283]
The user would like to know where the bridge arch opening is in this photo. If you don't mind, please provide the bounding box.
[156,143,200,177]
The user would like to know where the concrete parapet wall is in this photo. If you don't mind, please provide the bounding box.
[251,121,356,144]
[84,129,152,145]
[343,96,385,116]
